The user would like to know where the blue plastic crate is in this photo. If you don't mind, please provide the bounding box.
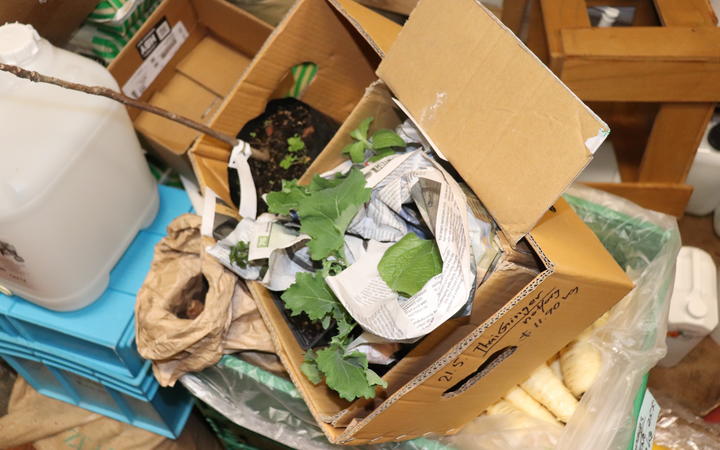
[0,186,192,381]
[1,349,193,439]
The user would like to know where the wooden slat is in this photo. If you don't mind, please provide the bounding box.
[632,0,661,26]
[562,27,720,62]
[589,102,658,182]
[525,0,549,63]
[584,182,693,216]
[501,0,530,36]
[638,103,714,182]
[538,0,590,72]
[561,58,720,102]
[654,0,716,26]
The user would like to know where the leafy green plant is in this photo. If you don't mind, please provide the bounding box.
[378,233,443,297]
[267,169,371,260]
[279,134,310,170]
[341,117,407,163]
[282,268,386,401]
[265,169,386,401]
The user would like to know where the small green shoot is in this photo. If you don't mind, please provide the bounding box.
[279,135,308,170]
[342,117,406,163]
[287,134,306,153]
[279,154,298,169]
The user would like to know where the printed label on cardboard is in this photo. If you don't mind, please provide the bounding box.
[136,18,172,59]
[122,21,189,99]
[0,240,30,289]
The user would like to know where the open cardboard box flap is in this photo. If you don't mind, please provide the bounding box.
[189,0,402,207]
[367,0,608,245]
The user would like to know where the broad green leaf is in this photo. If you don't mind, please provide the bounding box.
[370,129,406,150]
[308,173,346,192]
[287,135,306,153]
[378,233,443,297]
[368,147,397,162]
[281,272,340,321]
[301,350,322,384]
[342,141,366,163]
[315,347,385,401]
[298,169,371,260]
[266,179,309,215]
[350,116,373,143]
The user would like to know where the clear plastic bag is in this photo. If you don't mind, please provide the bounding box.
[182,184,681,450]
[445,184,681,450]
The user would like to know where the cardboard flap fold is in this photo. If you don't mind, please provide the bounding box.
[376,0,609,244]
[328,0,403,57]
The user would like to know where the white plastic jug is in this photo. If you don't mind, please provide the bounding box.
[686,115,720,216]
[0,23,158,311]
[660,246,718,367]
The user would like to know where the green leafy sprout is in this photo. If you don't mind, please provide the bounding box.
[266,169,386,401]
[341,117,407,164]
[279,134,310,170]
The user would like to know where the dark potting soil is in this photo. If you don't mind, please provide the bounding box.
[229,97,339,213]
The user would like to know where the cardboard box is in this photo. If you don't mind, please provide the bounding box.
[189,0,401,207]
[0,0,99,46]
[109,0,273,179]
[244,0,635,445]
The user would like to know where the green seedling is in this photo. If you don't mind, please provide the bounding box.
[341,117,406,163]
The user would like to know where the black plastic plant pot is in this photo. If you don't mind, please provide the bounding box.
[228,97,339,213]
[270,291,335,350]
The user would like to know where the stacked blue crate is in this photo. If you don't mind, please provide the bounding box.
[0,185,195,439]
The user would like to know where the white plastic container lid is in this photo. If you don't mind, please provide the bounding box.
[0,23,41,65]
[668,246,718,334]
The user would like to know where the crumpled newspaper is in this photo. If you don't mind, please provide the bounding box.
[209,121,495,342]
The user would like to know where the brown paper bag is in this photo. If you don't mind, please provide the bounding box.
[136,214,274,386]
[0,377,223,450]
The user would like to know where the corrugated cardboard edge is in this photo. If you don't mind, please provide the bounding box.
[328,0,402,57]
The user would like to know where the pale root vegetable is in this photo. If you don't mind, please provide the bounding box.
[486,399,522,416]
[503,386,559,424]
[521,363,578,423]
[548,354,563,381]
[560,321,604,398]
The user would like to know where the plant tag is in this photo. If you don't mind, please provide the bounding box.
[633,389,660,450]
[228,141,258,219]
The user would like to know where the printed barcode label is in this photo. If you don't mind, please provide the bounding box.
[122,21,189,99]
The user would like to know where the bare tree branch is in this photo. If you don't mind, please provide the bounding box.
[0,62,270,161]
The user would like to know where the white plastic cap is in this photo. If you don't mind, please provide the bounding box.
[0,23,41,65]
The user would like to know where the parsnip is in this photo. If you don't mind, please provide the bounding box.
[521,363,578,423]
[560,319,605,398]
[548,354,563,382]
[486,399,522,416]
[503,385,559,424]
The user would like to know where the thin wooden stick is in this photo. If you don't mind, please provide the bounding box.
[0,62,270,161]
